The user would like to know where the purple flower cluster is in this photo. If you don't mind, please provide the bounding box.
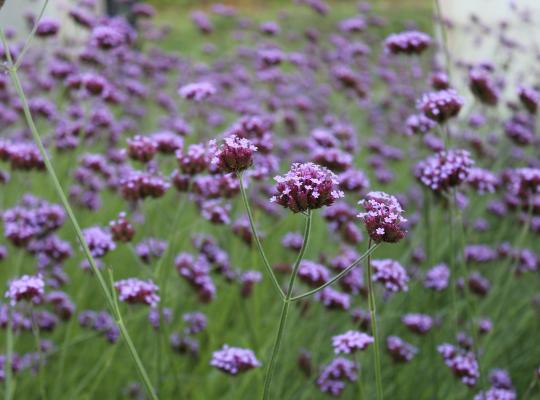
[82,226,116,258]
[416,149,474,193]
[371,259,409,293]
[317,357,358,396]
[114,279,160,307]
[417,90,465,123]
[298,260,330,287]
[175,253,216,303]
[5,274,45,306]
[332,330,373,354]
[384,31,432,55]
[79,310,119,343]
[358,191,407,243]
[424,264,450,291]
[386,336,417,363]
[210,345,260,375]
[212,135,257,173]
[271,163,344,213]
[401,313,433,334]
[438,343,480,387]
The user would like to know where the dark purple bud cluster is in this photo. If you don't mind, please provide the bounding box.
[417,90,464,123]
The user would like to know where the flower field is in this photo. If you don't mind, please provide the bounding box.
[0,0,539,399]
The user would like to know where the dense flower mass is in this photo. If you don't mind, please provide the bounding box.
[0,0,538,397]
[416,149,474,192]
[114,279,160,307]
[210,345,260,375]
[417,90,465,123]
[358,191,407,243]
[271,163,344,213]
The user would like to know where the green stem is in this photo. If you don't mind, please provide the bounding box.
[0,30,157,400]
[31,309,47,400]
[423,190,432,266]
[262,210,312,400]
[366,239,383,400]
[290,243,380,302]
[5,306,14,400]
[354,353,364,400]
[237,172,285,300]
[448,191,459,334]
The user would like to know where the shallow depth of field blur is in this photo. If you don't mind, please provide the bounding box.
[0,0,539,399]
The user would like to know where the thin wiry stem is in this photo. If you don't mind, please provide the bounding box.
[366,238,383,400]
[290,243,381,302]
[237,172,285,300]
[0,29,158,400]
[263,210,312,400]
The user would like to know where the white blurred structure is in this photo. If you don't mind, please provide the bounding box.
[0,0,104,36]
[438,0,540,102]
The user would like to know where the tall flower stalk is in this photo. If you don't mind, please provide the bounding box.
[262,209,312,400]
[366,238,383,400]
[0,28,158,400]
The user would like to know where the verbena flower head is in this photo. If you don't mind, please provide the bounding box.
[384,31,432,55]
[212,135,257,173]
[298,260,329,287]
[386,336,417,363]
[91,25,125,50]
[357,191,407,243]
[371,259,409,293]
[418,89,464,123]
[405,114,435,136]
[82,226,116,258]
[402,313,433,334]
[424,264,450,291]
[332,330,373,354]
[469,67,499,106]
[210,345,260,375]
[467,168,499,194]
[474,388,516,400]
[416,149,474,193]
[438,343,480,387]
[271,163,344,213]
[114,278,160,307]
[317,357,358,396]
[5,274,45,306]
[518,86,540,114]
